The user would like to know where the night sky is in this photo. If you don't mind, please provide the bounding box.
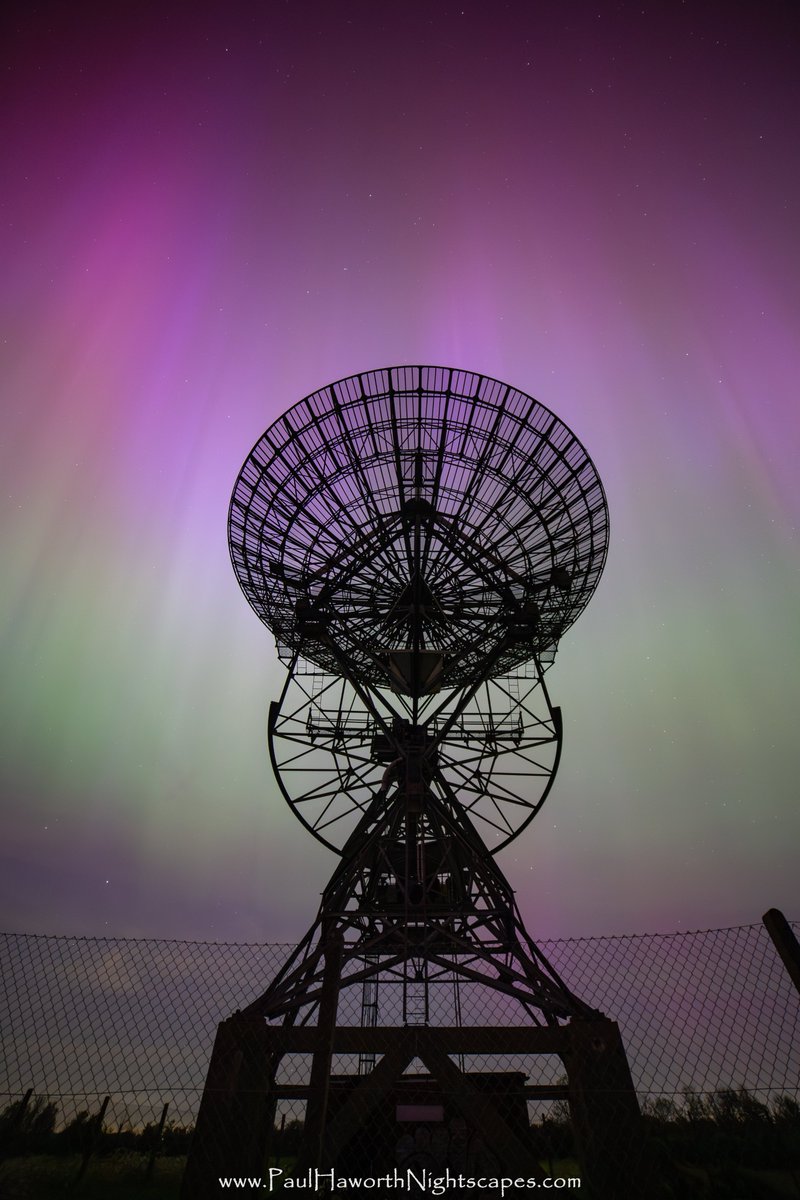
[1,1,798,943]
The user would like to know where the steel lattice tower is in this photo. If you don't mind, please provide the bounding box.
[228,366,607,1027]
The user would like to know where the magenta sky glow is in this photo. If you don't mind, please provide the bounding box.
[1,1,798,941]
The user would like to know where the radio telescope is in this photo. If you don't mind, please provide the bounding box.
[227,365,608,1024]
[184,367,649,1200]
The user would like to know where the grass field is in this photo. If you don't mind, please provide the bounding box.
[0,1153,185,1198]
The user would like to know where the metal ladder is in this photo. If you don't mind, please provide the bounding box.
[358,957,380,1073]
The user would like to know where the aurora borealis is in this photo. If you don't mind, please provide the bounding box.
[1,1,798,942]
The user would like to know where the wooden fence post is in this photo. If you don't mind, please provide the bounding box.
[74,1094,110,1184]
[0,1089,33,1165]
[145,1100,169,1180]
[763,908,800,998]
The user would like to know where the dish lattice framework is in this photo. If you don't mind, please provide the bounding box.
[228,365,609,693]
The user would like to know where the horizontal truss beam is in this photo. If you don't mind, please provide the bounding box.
[229,1019,574,1055]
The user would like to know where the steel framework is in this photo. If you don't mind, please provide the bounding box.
[226,366,609,1026]
[183,368,653,1198]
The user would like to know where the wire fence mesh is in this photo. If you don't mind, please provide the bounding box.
[1,919,798,1196]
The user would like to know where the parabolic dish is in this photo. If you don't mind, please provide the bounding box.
[229,366,608,692]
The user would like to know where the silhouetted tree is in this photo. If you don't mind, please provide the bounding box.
[0,1095,57,1155]
[56,1110,94,1155]
[641,1086,800,1184]
[162,1122,194,1156]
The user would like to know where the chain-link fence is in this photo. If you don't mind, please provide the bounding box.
[1,919,799,1196]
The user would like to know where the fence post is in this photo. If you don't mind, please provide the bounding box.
[74,1094,110,1184]
[271,1111,286,1169]
[763,908,800,997]
[145,1100,169,1181]
[0,1089,33,1165]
